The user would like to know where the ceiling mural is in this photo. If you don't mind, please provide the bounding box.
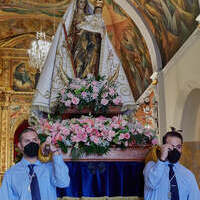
[128,0,200,66]
[103,0,153,100]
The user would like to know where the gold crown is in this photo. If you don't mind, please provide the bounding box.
[95,0,104,8]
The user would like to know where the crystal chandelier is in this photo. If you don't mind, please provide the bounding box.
[28,32,51,72]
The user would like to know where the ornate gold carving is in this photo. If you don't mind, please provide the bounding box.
[0,44,34,182]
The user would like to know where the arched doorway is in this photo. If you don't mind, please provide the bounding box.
[13,120,29,162]
[181,89,200,141]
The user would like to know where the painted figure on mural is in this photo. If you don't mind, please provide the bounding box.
[13,63,34,92]
[32,0,134,113]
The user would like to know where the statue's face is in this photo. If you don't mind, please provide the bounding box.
[77,0,87,10]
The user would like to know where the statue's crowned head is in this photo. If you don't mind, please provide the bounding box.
[95,0,104,8]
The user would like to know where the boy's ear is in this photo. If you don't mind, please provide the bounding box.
[17,142,23,152]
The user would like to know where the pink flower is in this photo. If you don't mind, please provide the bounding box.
[71,135,80,143]
[81,92,87,98]
[101,98,109,106]
[86,127,93,133]
[61,127,70,136]
[90,135,100,144]
[52,133,63,144]
[144,131,153,137]
[92,93,98,99]
[108,130,115,137]
[111,123,120,129]
[124,133,130,139]
[92,81,98,86]
[151,138,158,145]
[109,88,115,96]
[102,93,108,98]
[119,134,125,140]
[93,86,99,93]
[43,121,52,131]
[67,93,74,98]
[72,97,80,105]
[65,100,71,107]
[113,97,121,105]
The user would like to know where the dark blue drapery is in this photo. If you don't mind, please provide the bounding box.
[57,162,144,197]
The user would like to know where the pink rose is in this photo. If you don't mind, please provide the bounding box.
[108,130,115,137]
[113,97,121,105]
[93,86,99,93]
[111,123,120,129]
[86,127,93,133]
[72,97,80,105]
[124,133,130,139]
[101,98,109,106]
[67,92,74,98]
[65,100,71,107]
[119,134,125,140]
[81,92,87,98]
[92,93,98,99]
[90,135,100,144]
[102,93,108,98]
[61,128,70,136]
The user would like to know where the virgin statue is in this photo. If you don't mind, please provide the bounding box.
[32,0,134,113]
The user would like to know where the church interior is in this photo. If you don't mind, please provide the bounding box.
[0,0,200,199]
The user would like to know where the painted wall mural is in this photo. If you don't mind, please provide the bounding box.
[129,0,200,66]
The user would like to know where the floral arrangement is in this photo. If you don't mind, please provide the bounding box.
[31,114,158,159]
[57,75,122,114]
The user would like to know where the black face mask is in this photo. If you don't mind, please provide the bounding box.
[167,148,181,163]
[24,142,39,158]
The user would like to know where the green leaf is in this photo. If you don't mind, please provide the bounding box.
[113,137,119,144]
[38,134,48,144]
[117,128,129,134]
[57,141,68,153]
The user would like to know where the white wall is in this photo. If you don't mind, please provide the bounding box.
[160,27,200,141]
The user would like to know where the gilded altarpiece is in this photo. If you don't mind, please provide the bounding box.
[0,44,36,183]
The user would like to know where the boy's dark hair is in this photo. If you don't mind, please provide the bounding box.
[18,128,37,143]
[162,127,183,144]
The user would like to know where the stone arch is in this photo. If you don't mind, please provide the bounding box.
[181,89,200,141]
[114,0,162,72]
